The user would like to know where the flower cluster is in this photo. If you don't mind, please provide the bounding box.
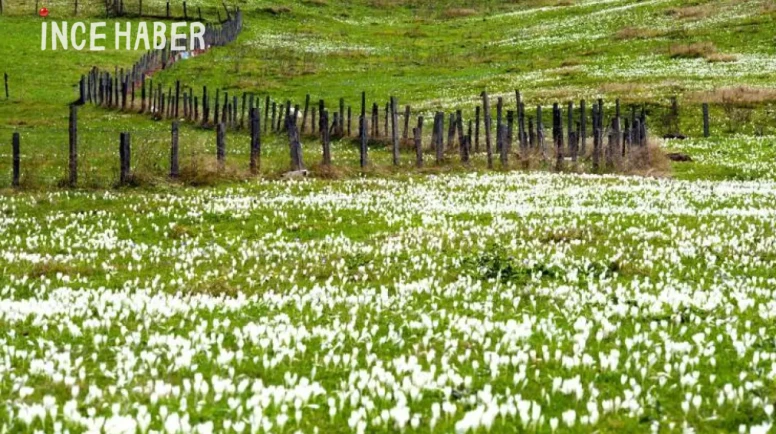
[0,172,775,433]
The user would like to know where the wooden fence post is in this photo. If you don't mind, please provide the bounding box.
[702,103,710,138]
[119,132,131,185]
[402,105,410,141]
[580,99,586,156]
[69,105,78,187]
[592,104,601,171]
[321,110,331,166]
[482,92,493,169]
[567,101,573,156]
[435,112,444,165]
[474,106,480,153]
[216,123,226,169]
[240,92,246,129]
[415,116,424,168]
[287,115,304,171]
[447,112,455,152]
[250,107,261,174]
[359,115,368,168]
[339,98,345,137]
[12,132,19,187]
[390,96,399,166]
[499,125,508,168]
[554,104,563,172]
[301,94,310,133]
[4,72,8,100]
[170,121,179,178]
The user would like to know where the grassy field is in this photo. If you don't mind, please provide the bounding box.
[0,0,775,186]
[2,1,776,433]
[2,173,776,433]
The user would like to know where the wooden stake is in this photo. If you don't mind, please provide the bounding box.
[69,105,78,187]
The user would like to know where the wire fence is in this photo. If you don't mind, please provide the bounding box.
[0,0,229,20]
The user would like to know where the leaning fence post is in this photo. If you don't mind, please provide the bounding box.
[250,107,261,174]
[702,103,710,138]
[170,121,180,178]
[216,123,226,169]
[12,132,19,187]
[69,105,78,187]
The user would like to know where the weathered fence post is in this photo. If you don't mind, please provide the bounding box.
[301,94,310,133]
[390,96,399,166]
[170,121,180,178]
[4,72,9,100]
[474,106,481,153]
[321,110,331,166]
[702,103,710,138]
[592,104,601,171]
[359,116,368,168]
[287,115,304,171]
[339,98,345,137]
[270,102,277,132]
[554,103,563,171]
[11,132,19,187]
[119,132,131,185]
[433,113,443,165]
[580,99,586,156]
[567,101,573,156]
[347,106,352,137]
[250,107,261,174]
[415,116,424,168]
[69,105,78,187]
[402,105,411,141]
[216,123,226,169]
[240,93,247,129]
[482,91,493,169]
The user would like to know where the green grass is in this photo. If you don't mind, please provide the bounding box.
[1,4,776,431]
[1,0,776,187]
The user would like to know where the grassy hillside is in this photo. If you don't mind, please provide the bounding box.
[0,0,775,188]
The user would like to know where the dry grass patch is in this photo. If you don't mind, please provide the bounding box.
[615,27,665,40]
[686,86,776,105]
[705,52,738,63]
[665,4,713,20]
[669,42,717,59]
